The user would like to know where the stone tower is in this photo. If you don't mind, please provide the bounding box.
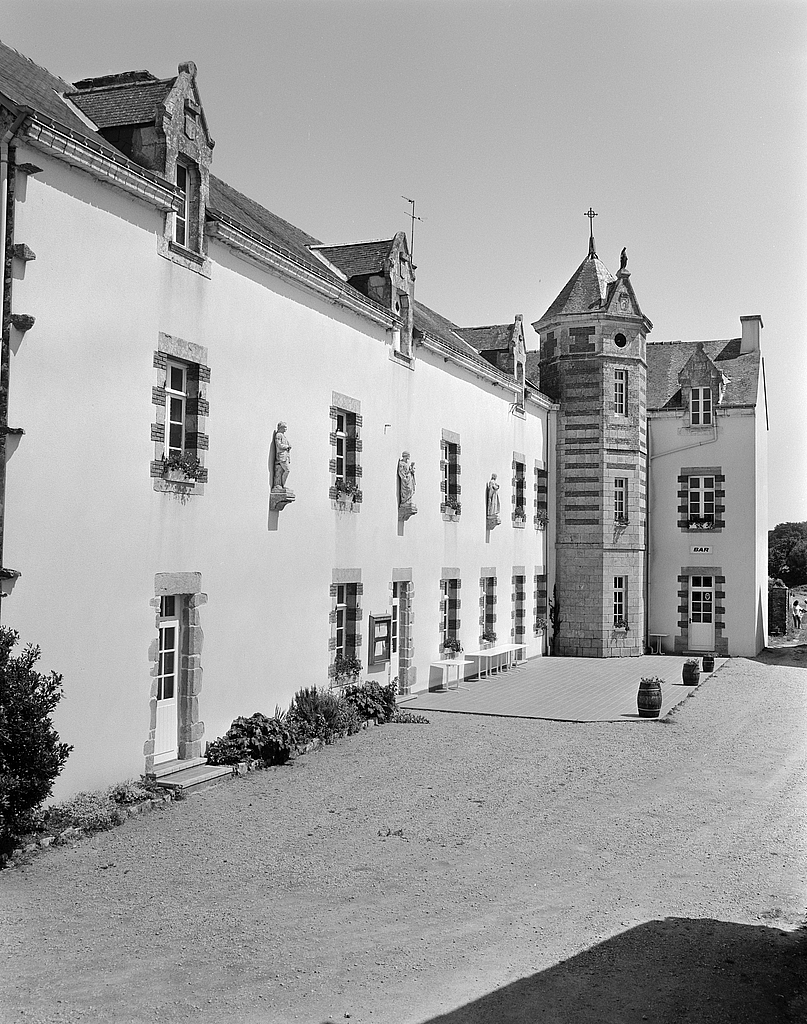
[533,230,652,657]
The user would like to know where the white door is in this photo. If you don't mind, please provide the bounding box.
[689,575,715,651]
[155,610,179,764]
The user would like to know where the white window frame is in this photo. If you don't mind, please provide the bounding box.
[614,368,627,416]
[614,478,627,519]
[688,475,715,525]
[174,162,190,248]
[691,386,713,426]
[335,411,347,479]
[165,360,188,457]
[335,584,347,658]
[613,576,626,625]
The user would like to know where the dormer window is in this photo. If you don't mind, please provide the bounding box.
[174,163,189,246]
[691,386,712,426]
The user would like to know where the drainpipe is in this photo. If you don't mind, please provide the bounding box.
[0,111,28,621]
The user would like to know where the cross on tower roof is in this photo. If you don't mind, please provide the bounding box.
[585,207,598,259]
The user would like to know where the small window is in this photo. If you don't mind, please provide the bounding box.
[441,578,460,649]
[334,583,359,659]
[614,333,627,348]
[688,476,715,528]
[691,387,713,426]
[335,412,347,479]
[331,406,361,502]
[514,462,526,521]
[614,478,627,520]
[613,576,627,626]
[614,369,627,416]
[174,162,189,247]
[165,361,188,457]
[481,576,496,640]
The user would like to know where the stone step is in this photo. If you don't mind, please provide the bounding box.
[152,761,233,795]
[150,756,207,779]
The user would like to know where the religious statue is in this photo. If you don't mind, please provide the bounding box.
[269,420,295,512]
[620,247,628,271]
[487,474,501,527]
[397,452,416,504]
[273,421,291,488]
[397,451,417,521]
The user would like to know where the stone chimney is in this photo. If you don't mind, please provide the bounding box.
[740,315,763,354]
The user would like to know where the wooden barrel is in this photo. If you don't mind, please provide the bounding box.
[682,661,701,685]
[702,654,715,673]
[637,677,663,718]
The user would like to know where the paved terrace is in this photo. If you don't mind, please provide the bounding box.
[402,655,722,721]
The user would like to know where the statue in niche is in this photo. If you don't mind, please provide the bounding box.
[397,451,417,521]
[273,422,291,488]
[269,420,295,512]
[487,473,501,528]
[398,452,416,504]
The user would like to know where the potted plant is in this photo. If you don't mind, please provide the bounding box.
[688,518,715,531]
[481,629,497,648]
[702,653,715,673]
[535,616,548,634]
[682,658,701,685]
[535,508,549,530]
[332,652,362,687]
[637,676,664,718]
[443,495,461,517]
[442,637,462,659]
[613,618,629,632]
[615,514,629,527]
[162,450,203,482]
[335,478,360,503]
[514,505,526,522]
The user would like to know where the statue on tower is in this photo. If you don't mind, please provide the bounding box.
[620,247,628,271]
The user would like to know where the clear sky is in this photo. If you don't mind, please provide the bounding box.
[4,0,806,528]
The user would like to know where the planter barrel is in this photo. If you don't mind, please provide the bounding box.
[702,654,715,673]
[637,678,663,718]
[682,661,701,685]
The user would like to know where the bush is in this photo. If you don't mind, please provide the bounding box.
[288,687,343,744]
[107,779,152,805]
[343,680,397,723]
[391,711,430,724]
[45,791,125,834]
[337,697,363,735]
[206,709,294,766]
[0,628,72,857]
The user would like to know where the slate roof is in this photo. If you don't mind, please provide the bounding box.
[0,39,117,145]
[311,239,395,279]
[647,338,761,411]
[536,254,616,323]
[458,323,513,353]
[70,77,174,128]
[413,303,494,364]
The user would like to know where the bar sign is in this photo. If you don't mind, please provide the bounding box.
[691,545,712,553]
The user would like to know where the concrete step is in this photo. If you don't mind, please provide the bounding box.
[152,761,233,795]
[150,756,207,779]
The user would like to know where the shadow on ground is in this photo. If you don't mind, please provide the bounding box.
[416,918,807,1024]
[751,645,807,668]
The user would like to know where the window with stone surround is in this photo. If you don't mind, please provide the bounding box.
[440,430,461,517]
[677,467,725,532]
[614,477,628,522]
[330,394,362,507]
[534,465,548,529]
[614,368,627,416]
[534,573,548,634]
[479,575,497,642]
[511,573,526,643]
[330,579,362,667]
[512,457,526,525]
[151,334,209,494]
[613,576,627,628]
[440,577,461,650]
[690,386,713,427]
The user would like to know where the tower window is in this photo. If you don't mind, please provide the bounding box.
[614,333,627,348]
[614,368,628,416]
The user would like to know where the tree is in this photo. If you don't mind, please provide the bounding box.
[0,627,72,856]
[768,523,807,586]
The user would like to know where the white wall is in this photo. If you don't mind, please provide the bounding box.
[4,145,549,798]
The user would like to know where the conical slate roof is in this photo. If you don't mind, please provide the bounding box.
[536,254,616,324]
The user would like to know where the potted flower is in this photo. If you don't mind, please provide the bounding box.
[613,618,629,632]
[535,616,548,634]
[688,517,715,531]
[481,629,497,649]
[535,508,549,530]
[162,450,203,482]
[514,505,526,525]
[335,478,360,504]
[443,495,462,517]
[442,637,463,659]
[615,514,629,526]
[637,676,664,718]
[682,658,701,685]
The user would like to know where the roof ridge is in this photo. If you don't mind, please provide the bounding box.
[71,76,173,94]
[312,237,395,248]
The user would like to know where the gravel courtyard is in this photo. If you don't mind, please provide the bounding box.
[2,655,806,1024]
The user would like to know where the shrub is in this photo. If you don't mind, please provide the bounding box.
[107,779,152,805]
[391,711,430,724]
[206,708,294,766]
[288,687,343,744]
[45,791,125,835]
[338,697,363,736]
[344,681,397,723]
[0,627,72,857]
